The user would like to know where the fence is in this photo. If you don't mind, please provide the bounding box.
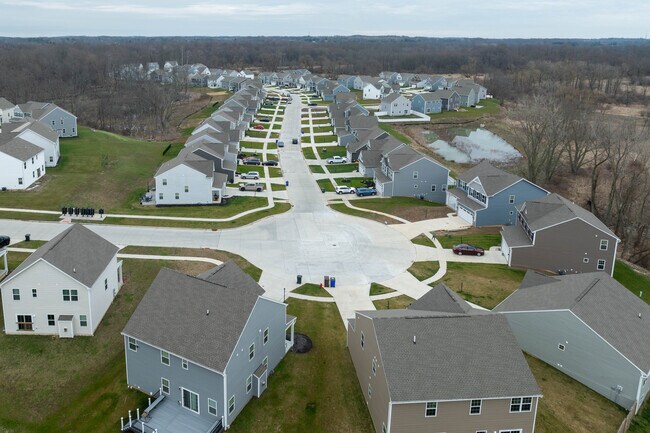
[617,401,637,433]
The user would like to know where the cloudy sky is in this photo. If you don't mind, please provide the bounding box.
[1,0,648,38]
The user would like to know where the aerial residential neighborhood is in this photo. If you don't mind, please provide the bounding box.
[0,4,649,433]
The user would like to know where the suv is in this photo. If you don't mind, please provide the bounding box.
[240,171,260,180]
[356,187,377,197]
[335,186,356,195]
[243,157,261,165]
[277,141,285,148]
[0,235,10,248]
[239,183,265,192]
[326,156,347,164]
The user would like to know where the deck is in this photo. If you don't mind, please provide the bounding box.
[128,398,219,433]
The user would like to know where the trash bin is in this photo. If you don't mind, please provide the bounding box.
[297,274,302,284]
[25,234,31,242]
[285,180,289,187]
[330,277,336,288]
[324,275,330,288]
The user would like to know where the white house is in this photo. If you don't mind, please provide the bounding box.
[0,137,46,190]
[0,224,123,337]
[362,82,382,100]
[379,93,411,116]
[1,120,60,167]
[0,97,16,125]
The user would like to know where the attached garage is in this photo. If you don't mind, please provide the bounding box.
[457,205,475,225]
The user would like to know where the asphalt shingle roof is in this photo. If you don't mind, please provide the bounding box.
[0,137,43,161]
[458,160,524,196]
[408,283,484,315]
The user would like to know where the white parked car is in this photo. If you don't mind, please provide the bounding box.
[326,156,348,164]
[335,186,356,195]
[240,171,260,180]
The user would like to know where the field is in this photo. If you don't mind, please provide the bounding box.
[350,197,448,221]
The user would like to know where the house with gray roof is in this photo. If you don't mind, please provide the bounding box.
[494,271,650,412]
[0,119,60,166]
[358,135,405,177]
[348,295,540,433]
[121,265,296,433]
[0,97,16,125]
[455,86,478,107]
[0,135,46,190]
[379,93,411,116]
[501,193,620,276]
[374,147,449,203]
[14,101,78,137]
[431,89,461,111]
[411,92,443,114]
[446,160,548,226]
[0,224,123,338]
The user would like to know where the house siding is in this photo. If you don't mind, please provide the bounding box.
[224,298,289,426]
[155,164,214,205]
[17,129,60,167]
[87,256,121,334]
[40,108,77,138]
[411,96,442,114]
[474,181,548,227]
[510,218,618,275]
[0,149,46,190]
[502,310,640,410]
[390,397,537,433]
[390,158,449,203]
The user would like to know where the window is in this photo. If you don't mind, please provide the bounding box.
[470,399,482,415]
[558,343,566,351]
[249,343,255,361]
[360,332,365,349]
[208,398,217,416]
[600,239,609,251]
[246,375,253,393]
[104,278,108,290]
[128,337,138,351]
[47,314,55,326]
[263,356,268,368]
[159,193,163,200]
[372,358,377,376]
[73,128,76,133]
[477,431,488,433]
[597,259,606,271]
[182,358,188,370]
[263,327,269,345]
[18,178,23,185]
[49,156,53,162]
[161,378,170,395]
[367,383,372,399]
[12,289,20,300]
[182,388,199,414]
[161,350,170,366]
[509,194,516,204]
[583,258,590,263]
[184,186,189,193]
[79,315,88,327]
[17,314,33,331]
[175,193,180,200]
[431,184,437,192]
[60,119,64,125]
[63,129,66,134]
[23,162,26,169]
[62,289,78,301]
[228,396,235,414]
[162,179,167,186]
[413,171,419,179]
[425,401,437,417]
[52,120,55,126]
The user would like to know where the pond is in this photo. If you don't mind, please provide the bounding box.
[425,128,521,163]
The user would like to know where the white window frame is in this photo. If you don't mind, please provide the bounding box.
[470,399,482,415]
[159,193,163,200]
[431,184,436,192]
[413,171,419,179]
[600,239,609,251]
[228,396,235,415]
[162,178,167,186]
[128,337,138,352]
[32,288,37,298]
[425,401,437,417]
[509,194,516,204]
[161,377,170,395]
[382,423,387,433]
[161,350,170,366]
[47,314,55,326]
[263,356,268,368]
[249,343,255,361]
[597,259,606,271]
[79,315,88,327]
[184,185,189,193]
[182,358,188,370]
[372,358,377,376]
[246,375,253,393]
[558,343,565,351]
[181,388,200,414]
[367,383,372,399]
[208,398,217,416]
[12,289,20,300]
[175,192,180,200]
[583,258,589,263]
[263,327,269,345]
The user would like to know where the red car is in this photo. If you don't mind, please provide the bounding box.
[452,244,484,256]
[253,125,264,130]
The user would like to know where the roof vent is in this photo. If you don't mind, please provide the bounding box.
[73,268,76,273]
[413,335,416,344]
[206,309,210,316]
[639,313,642,319]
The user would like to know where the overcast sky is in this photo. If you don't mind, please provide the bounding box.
[1,0,648,38]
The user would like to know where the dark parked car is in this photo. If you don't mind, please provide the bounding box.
[243,157,261,165]
[452,244,485,256]
[262,160,278,166]
[292,138,299,144]
[356,187,377,197]
[260,118,270,122]
[0,235,10,248]
[308,103,317,106]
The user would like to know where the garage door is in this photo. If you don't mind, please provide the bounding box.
[446,194,458,210]
[457,205,475,225]
[501,236,511,264]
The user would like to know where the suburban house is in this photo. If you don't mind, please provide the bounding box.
[410,92,442,115]
[0,224,123,337]
[348,284,541,433]
[163,61,178,71]
[456,86,477,107]
[0,135,46,190]
[446,161,548,226]
[363,80,384,100]
[501,193,620,276]
[374,147,450,203]
[379,93,411,116]
[358,135,405,177]
[432,89,461,111]
[121,264,296,432]
[0,119,61,167]
[0,97,15,125]
[14,101,78,137]
[494,271,650,412]
[344,127,388,162]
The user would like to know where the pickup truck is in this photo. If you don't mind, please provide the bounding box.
[239,183,265,192]
[326,156,348,164]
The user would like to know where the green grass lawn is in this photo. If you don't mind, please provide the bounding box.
[267,142,278,150]
[629,399,650,433]
[0,211,61,222]
[240,141,265,149]
[245,130,271,138]
[272,124,282,130]
[613,260,650,304]
[407,261,441,281]
[411,234,436,248]
[436,263,526,309]
[238,166,265,177]
[314,146,346,159]
[268,167,283,178]
[429,99,501,121]
[351,197,446,222]
[265,154,278,162]
[302,147,316,159]
[292,283,332,298]
[436,233,501,250]
[369,283,395,296]
[309,165,326,174]
[373,295,415,310]
[378,123,412,144]
[325,163,358,174]
[335,177,374,189]
[228,300,374,433]
[317,179,335,192]
[9,240,47,249]
[328,203,404,225]
[190,102,220,119]
[312,135,337,144]
[271,183,287,192]
[312,126,334,133]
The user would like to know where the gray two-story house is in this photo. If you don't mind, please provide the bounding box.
[501,193,620,275]
[374,147,449,203]
[411,93,443,115]
[379,93,411,116]
[15,101,78,138]
[121,263,296,433]
[446,161,548,226]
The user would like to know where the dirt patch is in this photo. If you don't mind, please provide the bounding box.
[603,103,648,118]
[291,333,313,354]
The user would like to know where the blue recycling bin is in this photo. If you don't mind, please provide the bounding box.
[330,277,336,288]
[285,180,289,187]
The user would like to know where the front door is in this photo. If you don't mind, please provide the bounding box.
[182,388,199,414]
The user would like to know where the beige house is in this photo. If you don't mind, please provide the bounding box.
[347,284,541,433]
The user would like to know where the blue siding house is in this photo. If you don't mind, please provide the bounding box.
[446,161,548,226]
[120,263,296,433]
[411,93,443,114]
